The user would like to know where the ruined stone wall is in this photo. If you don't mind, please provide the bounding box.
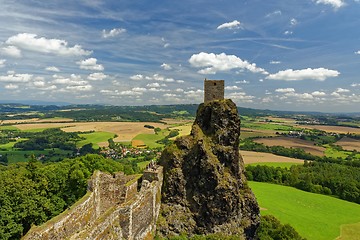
[22,167,163,240]
[204,79,224,103]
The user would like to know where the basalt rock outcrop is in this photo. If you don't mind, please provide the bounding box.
[158,99,260,239]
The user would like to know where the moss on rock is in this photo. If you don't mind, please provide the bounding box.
[158,99,260,239]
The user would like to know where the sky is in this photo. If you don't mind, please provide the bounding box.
[0,0,359,112]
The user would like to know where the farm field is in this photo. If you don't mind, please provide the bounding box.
[241,150,304,164]
[1,117,73,124]
[240,128,276,139]
[297,125,360,134]
[336,137,360,152]
[249,181,360,240]
[0,149,73,164]
[132,130,169,148]
[254,136,326,156]
[169,123,192,139]
[246,162,302,168]
[77,132,115,149]
[13,121,167,142]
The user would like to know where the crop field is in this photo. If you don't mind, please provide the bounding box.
[336,137,360,152]
[240,128,276,139]
[132,131,169,148]
[254,136,326,156]
[241,122,297,132]
[241,150,304,164]
[77,132,115,149]
[169,123,192,139]
[1,117,73,124]
[13,121,167,142]
[246,162,302,168]
[249,181,360,240]
[0,149,72,164]
[297,125,360,134]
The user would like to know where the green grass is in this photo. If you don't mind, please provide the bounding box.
[0,125,19,130]
[338,222,360,240]
[133,129,170,148]
[241,122,297,131]
[0,139,27,150]
[324,144,352,159]
[249,181,360,240]
[137,160,151,170]
[77,132,115,149]
[246,162,302,168]
[1,149,72,163]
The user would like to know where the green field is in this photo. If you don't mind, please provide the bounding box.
[246,162,302,168]
[1,149,73,163]
[0,125,19,130]
[77,132,115,149]
[249,181,360,240]
[241,122,297,131]
[137,160,151,170]
[133,129,170,148]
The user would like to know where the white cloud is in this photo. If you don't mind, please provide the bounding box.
[284,30,293,35]
[0,73,32,82]
[66,85,93,91]
[1,46,21,58]
[189,52,268,75]
[275,88,295,93]
[285,92,314,100]
[335,88,350,93]
[355,51,360,55]
[270,60,281,64]
[164,93,178,97]
[102,28,126,38]
[235,80,249,84]
[132,87,147,92]
[290,18,298,26]
[6,33,91,56]
[4,84,19,89]
[130,74,144,81]
[45,66,60,72]
[52,74,88,86]
[225,86,242,90]
[161,63,172,70]
[0,59,5,68]
[312,91,326,96]
[87,72,107,81]
[149,74,174,82]
[266,68,340,81]
[163,43,170,48]
[351,83,360,87]
[77,58,104,71]
[314,0,345,9]
[147,82,161,88]
[217,20,241,30]
[227,92,255,103]
[265,10,282,18]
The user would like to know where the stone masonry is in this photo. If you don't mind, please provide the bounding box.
[22,167,163,240]
[204,79,224,103]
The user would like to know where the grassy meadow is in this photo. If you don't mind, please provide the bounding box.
[77,131,115,149]
[249,181,360,240]
[246,162,302,168]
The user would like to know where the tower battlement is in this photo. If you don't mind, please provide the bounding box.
[204,79,224,103]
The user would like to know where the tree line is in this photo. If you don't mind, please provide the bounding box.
[0,154,126,239]
[245,161,360,204]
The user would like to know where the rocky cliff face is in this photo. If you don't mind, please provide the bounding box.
[158,99,260,239]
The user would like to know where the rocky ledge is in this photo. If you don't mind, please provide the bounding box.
[157,99,260,239]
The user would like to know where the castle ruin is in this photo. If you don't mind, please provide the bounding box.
[204,79,224,103]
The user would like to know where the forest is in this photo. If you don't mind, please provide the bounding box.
[0,154,126,239]
[245,161,360,204]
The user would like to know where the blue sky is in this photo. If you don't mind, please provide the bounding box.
[0,0,359,112]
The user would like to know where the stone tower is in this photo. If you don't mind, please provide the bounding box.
[204,79,224,103]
